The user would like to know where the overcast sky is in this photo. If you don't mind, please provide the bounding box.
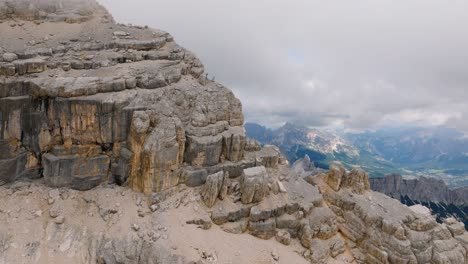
[98,0,468,131]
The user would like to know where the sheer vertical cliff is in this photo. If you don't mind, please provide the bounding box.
[0,0,249,194]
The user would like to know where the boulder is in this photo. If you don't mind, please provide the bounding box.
[248,218,276,239]
[186,214,212,230]
[2,53,18,62]
[42,152,109,191]
[201,171,228,208]
[276,230,291,245]
[113,31,128,37]
[240,166,269,204]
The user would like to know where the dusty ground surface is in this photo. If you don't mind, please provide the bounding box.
[0,179,312,264]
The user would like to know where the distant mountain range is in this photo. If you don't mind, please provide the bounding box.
[371,174,468,229]
[245,122,468,188]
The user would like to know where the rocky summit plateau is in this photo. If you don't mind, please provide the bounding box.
[1,1,468,263]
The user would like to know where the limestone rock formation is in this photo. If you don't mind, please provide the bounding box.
[326,161,346,191]
[0,0,256,194]
[2,1,468,264]
[200,171,228,208]
[240,166,270,204]
[371,173,468,205]
[292,154,320,177]
[341,167,371,194]
[371,173,468,231]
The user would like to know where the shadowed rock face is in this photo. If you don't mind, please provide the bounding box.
[370,174,468,205]
[0,0,282,193]
[371,174,468,231]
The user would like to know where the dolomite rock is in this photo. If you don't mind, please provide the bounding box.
[292,154,317,177]
[186,213,213,230]
[245,139,261,152]
[276,230,291,245]
[0,0,247,193]
[248,218,277,239]
[316,169,468,264]
[371,173,468,205]
[240,166,269,204]
[326,161,346,191]
[305,207,338,240]
[2,2,468,264]
[201,171,228,208]
[341,167,370,194]
[2,53,17,62]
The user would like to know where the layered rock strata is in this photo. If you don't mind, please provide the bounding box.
[0,0,282,194]
[371,173,468,205]
[197,159,468,263]
[2,1,468,264]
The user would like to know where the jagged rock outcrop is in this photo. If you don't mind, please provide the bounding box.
[240,166,269,204]
[203,157,468,264]
[0,0,283,194]
[371,174,468,205]
[326,161,346,191]
[200,171,228,207]
[3,1,468,264]
[292,154,320,177]
[308,163,468,264]
[341,167,370,194]
[371,173,468,231]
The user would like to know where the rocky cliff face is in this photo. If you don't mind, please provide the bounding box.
[0,0,255,194]
[371,174,468,231]
[371,174,468,205]
[2,1,468,264]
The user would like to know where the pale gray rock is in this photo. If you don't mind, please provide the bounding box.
[445,218,466,237]
[0,0,245,194]
[113,31,129,37]
[292,154,317,177]
[271,250,279,261]
[49,203,63,218]
[240,166,269,204]
[371,173,468,205]
[200,171,228,208]
[2,53,18,62]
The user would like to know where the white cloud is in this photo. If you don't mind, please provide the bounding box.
[98,0,468,131]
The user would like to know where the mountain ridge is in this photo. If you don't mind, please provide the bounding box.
[246,122,468,187]
[371,174,468,230]
[2,1,468,263]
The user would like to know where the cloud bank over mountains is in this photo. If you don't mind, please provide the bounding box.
[99,0,468,131]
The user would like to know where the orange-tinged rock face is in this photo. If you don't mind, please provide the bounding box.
[0,0,248,192]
